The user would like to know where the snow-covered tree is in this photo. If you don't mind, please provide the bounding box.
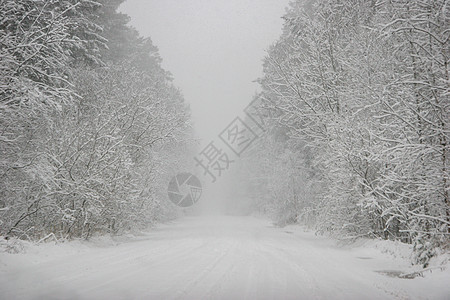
[1,0,194,239]
[243,0,449,266]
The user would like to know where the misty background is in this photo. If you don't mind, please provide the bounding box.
[119,0,288,141]
[120,0,289,211]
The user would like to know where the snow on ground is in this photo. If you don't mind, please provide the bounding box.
[0,216,449,300]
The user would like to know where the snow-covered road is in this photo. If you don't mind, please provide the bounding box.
[1,216,448,300]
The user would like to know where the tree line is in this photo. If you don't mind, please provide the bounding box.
[236,0,449,267]
[0,0,193,240]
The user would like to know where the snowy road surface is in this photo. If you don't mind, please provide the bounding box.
[1,216,449,300]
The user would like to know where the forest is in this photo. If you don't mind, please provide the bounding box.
[0,0,194,241]
[234,0,449,267]
[1,0,448,270]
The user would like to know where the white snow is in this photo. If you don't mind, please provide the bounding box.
[1,216,449,300]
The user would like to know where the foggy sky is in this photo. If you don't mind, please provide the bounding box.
[119,0,289,143]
